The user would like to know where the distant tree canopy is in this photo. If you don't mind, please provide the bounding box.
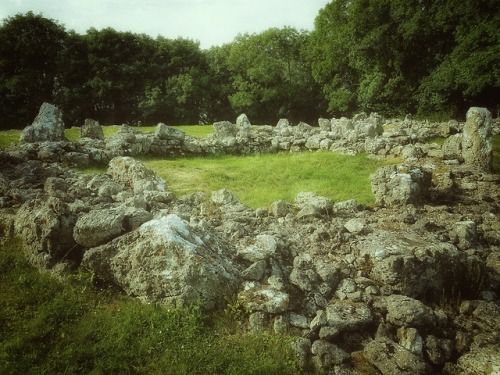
[0,2,498,129]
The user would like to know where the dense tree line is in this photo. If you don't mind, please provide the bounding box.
[1,1,498,129]
[309,0,499,118]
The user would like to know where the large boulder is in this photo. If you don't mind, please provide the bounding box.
[155,123,186,141]
[73,208,125,248]
[442,133,463,160]
[354,230,465,298]
[462,107,493,171]
[213,121,238,138]
[371,165,432,206]
[14,197,78,268]
[107,156,167,193]
[355,112,384,138]
[20,103,67,143]
[363,338,431,375]
[82,214,241,308]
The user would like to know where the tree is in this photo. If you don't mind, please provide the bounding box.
[309,0,500,119]
[225,27,323,124]
[417,0,500,117]
[138,37,211,124]
[0,12,67,128]
[84,28,157,124]
[204,43,233,122]
[53,31,93,126]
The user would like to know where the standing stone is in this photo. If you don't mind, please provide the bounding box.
[236,113,252,130]
[20,103,67,143]
[81,118,104,140]
[462,107,492,171]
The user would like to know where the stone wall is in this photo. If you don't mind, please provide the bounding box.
[0,104,498,374]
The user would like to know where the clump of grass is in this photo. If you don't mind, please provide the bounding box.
[142,151,386,208]
[0,240,300,374]
[0,130,21,148]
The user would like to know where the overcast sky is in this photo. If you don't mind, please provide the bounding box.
[0,0,330,49]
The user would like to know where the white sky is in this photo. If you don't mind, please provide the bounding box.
[0,0,330,49]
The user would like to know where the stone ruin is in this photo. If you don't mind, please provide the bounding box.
[0,103,499,374]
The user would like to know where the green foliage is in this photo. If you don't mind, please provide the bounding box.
[225,27,324,123]
[309,0,500,118]
[0,240,301,374]
[141,151,388,208]
[0,12,67,128]
[0,130,19,148]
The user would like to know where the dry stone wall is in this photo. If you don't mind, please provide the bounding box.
[0,104,499,374]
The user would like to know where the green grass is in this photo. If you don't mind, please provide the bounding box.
[0,130,20,148]
[0,239,301,375]
[141,151,387,207]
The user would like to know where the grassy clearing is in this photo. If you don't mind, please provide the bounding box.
[141,151,387,207]
[0,239,301,375]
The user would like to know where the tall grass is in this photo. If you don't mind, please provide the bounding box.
[0,239,301,374]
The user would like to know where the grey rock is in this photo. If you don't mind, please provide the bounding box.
[371,165,432,206]
[295,192,333,214]
[457,344,500,375]
[442,133,463,160]
[81,118,104,140]
[82,214,240,309]
[462,107,493,171]
[211,188,238,205]
[291,338,311,369]
[108,156,167,192]
[237,234,277,262]
[248,311,268,333]
[289,312,310,329]
[20,103,67,143]
[241,260,267,281]
[397,327,423,356]
[14,197,77,267]
[213,121,237,138]
[424,335,453,365]
[344,218,366,234]
[364,338,431,375]
[318,118,331,131]
[311,340,350,369]
[73,208,125,248]
[236,113,252,130]
[155,123,186,141]
[273,315,289,334]
[385,295,434,328]
[355,230,464,298]
[239,285,290,313]
[325,300,373,333]
[310,309,328,331]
